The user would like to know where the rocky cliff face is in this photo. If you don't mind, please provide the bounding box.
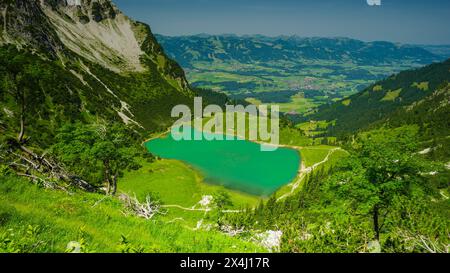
[42,0,118,23]
[41,0,145,72]
[0,0,193,135]
[0,0,65,56]
[0,0,189,89]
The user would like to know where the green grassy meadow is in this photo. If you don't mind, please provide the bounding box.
[0,175,264,253]
[119,159,260,226]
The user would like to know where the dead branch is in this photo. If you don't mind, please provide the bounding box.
[92,196,110,208]
[17,173,66,191]
[8,161,31,171]
[5,145,97,193]
[396,229,448,253]
[10,151,39,170]
[119,193,165,220]
[68,176,97,192]
[220,225,246,237]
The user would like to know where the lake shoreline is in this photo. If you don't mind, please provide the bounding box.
[142,125,307,198]
[145,126,301,197]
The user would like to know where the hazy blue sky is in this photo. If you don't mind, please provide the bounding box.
[113,0,450,44]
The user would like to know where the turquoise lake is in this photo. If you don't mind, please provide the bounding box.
[145,128,300,196]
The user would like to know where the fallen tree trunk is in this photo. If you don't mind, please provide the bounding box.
[4,143,97,193]
[17,173,66,191]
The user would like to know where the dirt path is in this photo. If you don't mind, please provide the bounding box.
[162,204,209,212]
[162,204,242,213]
[142,129,170,146]
[277,147,343,201]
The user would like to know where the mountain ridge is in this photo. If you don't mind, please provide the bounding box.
[0,0,195,139]
[155,33,443,112]
[155,34,441,67]
[307,58,450,138]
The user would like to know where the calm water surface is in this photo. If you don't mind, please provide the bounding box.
[146,128,300,196]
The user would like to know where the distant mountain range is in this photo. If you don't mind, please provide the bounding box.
[156,34,445,112]
[156,34,442,67]
[416,45,450,60]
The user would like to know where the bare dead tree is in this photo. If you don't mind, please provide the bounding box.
[396,229,449,253]
[220,225,246,237]
[16,173,65,191]
[17,91,25,143]
[4,80,27,144]
[119,194,165,220]
[2,142,97,192]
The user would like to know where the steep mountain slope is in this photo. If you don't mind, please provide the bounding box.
[0,1,267,253]
[308,59,450,137]
[155,34,442,112]
[376,84,450,160]
[384,85,450,135]
[0,0,65,56]
[0,0,194,144]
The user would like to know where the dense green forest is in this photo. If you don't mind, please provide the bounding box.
[222,126,449,253]
[308,59,450,138]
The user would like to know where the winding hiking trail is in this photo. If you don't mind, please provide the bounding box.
[277,147,344,201]
[162,204,242,213]
[162,204,209,212]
